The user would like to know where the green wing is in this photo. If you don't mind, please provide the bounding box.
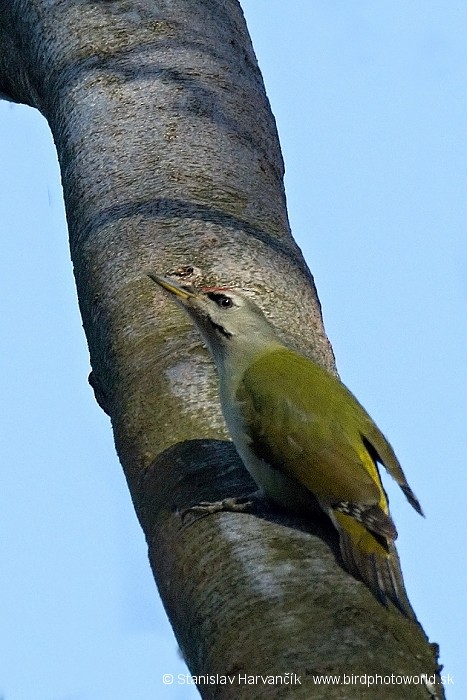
[236,347,422,515]
[236,346,422,619]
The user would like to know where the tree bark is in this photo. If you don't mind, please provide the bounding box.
[0,1,443,697]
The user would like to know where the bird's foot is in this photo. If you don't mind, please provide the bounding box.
[180,492,264,525]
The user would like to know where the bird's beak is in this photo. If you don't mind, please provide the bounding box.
[148,273,196,302]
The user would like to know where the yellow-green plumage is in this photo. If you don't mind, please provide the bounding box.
[238,347,390,510]
[148,274,423,619]
[234,346,420,617]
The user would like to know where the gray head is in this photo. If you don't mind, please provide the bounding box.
[148,274,282,369]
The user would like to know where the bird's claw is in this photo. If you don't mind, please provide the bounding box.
[179,494,262,526]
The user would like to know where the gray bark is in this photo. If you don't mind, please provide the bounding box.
[0,1,443,697]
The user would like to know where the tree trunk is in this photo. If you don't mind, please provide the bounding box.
[0,1,443,697]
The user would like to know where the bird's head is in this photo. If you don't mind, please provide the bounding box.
[148,273,281,368]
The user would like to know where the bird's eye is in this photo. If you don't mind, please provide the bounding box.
[217,295,233,308]
[207,292,234,309]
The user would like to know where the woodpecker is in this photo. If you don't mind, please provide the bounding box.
[149,273,423,618]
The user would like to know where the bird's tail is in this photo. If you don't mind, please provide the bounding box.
[333,510,417,620]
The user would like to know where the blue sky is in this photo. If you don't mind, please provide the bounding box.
[1,2,465,698]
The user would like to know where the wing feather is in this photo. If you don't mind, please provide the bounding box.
[236,347,386,509]
[235,346,420,619]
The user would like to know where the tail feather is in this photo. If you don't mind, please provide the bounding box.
[333,511,417,620]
